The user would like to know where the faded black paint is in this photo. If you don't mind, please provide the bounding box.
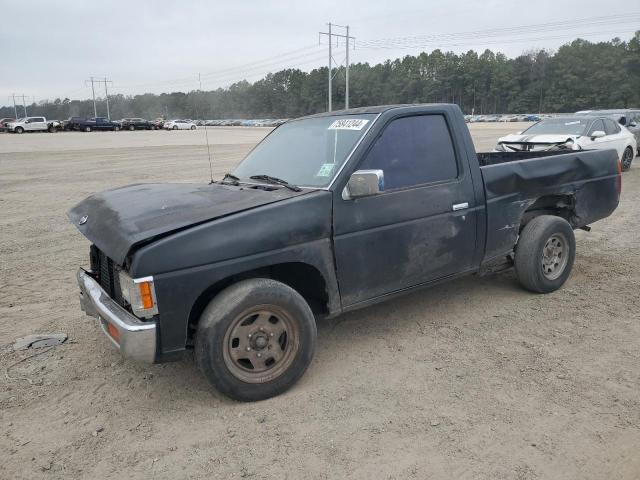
[69,104,620,361]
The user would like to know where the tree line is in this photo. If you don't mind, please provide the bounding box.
[2,33,639,121]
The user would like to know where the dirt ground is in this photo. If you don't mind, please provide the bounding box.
[1,123,639,479]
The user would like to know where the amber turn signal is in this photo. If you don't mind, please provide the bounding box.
[106,322,120,342]
[138,281,154,310]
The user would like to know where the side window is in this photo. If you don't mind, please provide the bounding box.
[359,115,458,191]
[588,119,605,136]
[604,119,619,135]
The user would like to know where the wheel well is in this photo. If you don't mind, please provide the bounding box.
[520,194,576,229]
[186,262,329,343]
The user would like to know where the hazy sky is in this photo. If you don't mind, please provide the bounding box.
[1,0,638,103]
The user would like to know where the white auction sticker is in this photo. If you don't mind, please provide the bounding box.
[328,118,370,130]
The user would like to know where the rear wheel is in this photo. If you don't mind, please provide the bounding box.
[195,278,317,402]
[84,126,92,132]
[621,147,633,171]
[129,125,135,131]
[515,215,576,293]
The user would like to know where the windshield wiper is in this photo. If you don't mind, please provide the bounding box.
[220,173,240,185]
[249,174,302,192]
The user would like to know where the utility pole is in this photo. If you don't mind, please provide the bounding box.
[20,94,28,116]
[328,22,332,111]
[8,94,18,119]
[319,23,355,112]
[102,77,113,120]
[345,25,350,109]
[85,76,112,118]
[86,77,97,117]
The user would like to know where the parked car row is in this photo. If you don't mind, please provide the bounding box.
[465,114,545,123]
[494,110,639,171]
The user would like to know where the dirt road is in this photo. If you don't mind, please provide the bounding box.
[1,124,639,479]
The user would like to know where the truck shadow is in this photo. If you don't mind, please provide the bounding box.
[143,269,527,406]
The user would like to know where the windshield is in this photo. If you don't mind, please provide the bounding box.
[233,114,376,187]
[523,118,590,136]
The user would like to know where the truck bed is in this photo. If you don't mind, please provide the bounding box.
[477,150,577,166]
[478,148,620,263]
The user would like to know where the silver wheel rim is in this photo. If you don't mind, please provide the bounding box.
[541,233,569,280]
[623,148,633,168]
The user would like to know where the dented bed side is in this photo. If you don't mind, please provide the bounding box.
[479,149,620,263]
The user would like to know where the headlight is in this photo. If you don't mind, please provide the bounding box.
[118,270,158,319]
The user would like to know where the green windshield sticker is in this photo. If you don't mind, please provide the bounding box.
[316,163,336,177]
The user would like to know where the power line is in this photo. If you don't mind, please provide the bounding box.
[115,45,323,90]
[358,28,639,51]
[357,13,640,48]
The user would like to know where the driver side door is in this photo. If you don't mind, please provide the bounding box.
[332,113,478,307]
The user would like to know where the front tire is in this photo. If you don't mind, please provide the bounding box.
[84,126,92,132]
[191,125,196,130]
[195,278,317,402]
[515,215,576,293]
[621,147,633,171]
[129,125,135,131]
[15,127,24,134]
[172,125,178,130]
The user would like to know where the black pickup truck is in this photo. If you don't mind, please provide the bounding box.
[69,104,621,401]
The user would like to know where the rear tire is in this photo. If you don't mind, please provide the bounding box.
[129,125,135,131]
[84,126,92,132]
[195,278,317,402]
[515,215,576,293]
[621,147,633,171]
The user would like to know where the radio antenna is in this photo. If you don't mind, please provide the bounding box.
[198,73,215,184]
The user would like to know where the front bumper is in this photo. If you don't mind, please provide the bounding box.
[76,269,157,363]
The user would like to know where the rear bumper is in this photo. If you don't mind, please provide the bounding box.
[77,268,157,363]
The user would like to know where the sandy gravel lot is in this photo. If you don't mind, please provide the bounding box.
[1,124,639,479]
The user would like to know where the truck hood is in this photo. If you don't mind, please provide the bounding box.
[497,133,581,151]
[68,183,309,265]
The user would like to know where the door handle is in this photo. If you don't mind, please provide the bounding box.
[452,202,469,211]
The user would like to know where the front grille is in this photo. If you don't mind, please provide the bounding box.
[90,245,124,306]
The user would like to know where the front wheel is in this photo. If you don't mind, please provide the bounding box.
[195,278,317,402]
[515,215,576,293]
[621,147,633,171]
[191,125,196,130]
[15,127,24,134]
[129,125,135,131]
[84,126,92,132]
[172,125,178,130]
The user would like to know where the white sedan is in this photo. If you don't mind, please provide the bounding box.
[495,116,637,171]
[163,119,197,130]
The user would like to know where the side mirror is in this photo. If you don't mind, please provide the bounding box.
[590,130,605,139]
[342,169,384,200]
